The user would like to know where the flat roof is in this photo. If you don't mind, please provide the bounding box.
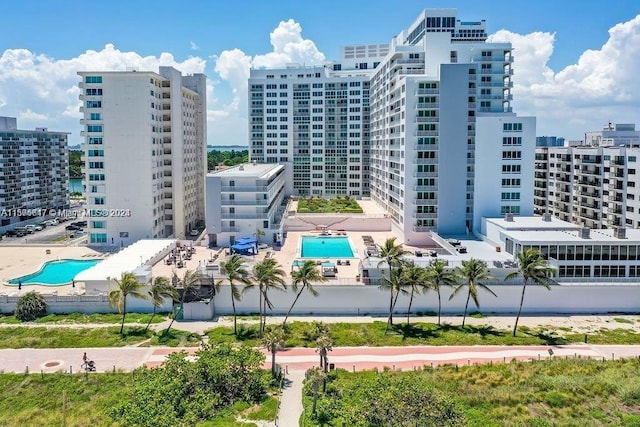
[207,163,283,179]
[504,228,640,244]
[486,216,580,231]
[75,239,175,282]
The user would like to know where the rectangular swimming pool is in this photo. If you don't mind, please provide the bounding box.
[300,236,354,258]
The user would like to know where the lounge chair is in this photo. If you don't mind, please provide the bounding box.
[345,260,351,266]
[337,260,342,265]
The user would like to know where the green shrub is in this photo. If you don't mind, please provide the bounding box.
[14,291,47,322]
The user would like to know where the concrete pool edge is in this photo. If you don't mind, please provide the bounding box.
[5,259,101,287]
[297,235,358,259]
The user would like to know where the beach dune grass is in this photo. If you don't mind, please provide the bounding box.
[206,321,640,347]
[301,358,640,426]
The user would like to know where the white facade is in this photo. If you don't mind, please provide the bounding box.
[205,163,287,247]
[78,67,206,247]
[0,117,69,231]
[248,9,535,245]
[483,216,640,282]
[584,123,640,147]
[248,65,374,198]
[535,135,640,229]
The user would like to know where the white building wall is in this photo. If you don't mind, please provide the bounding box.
[474,116,536,232]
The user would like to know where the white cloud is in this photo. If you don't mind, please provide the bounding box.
[488,14,640,139]
[209,19,326,144]
[0,44,206,142]
[19,108,48,121]
[190,41,200,51]
[1,16,639,146]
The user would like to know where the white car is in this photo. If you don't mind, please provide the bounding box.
[25,224,43,232]
[44,219,58,226]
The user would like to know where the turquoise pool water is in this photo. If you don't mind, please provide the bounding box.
[301,236,354,258]
[8,259,100,286]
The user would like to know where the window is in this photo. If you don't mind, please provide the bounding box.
[86,100,102,108]
[90,113,101,120]
[90,233,107,244]
[503,122,523,132]
[85,76,103,84]
[87,125,103,133]
[85,88,103,96]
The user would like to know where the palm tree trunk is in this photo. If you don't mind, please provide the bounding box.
[262,293,268,334]
[232,295,238,336]
[271,348,276,378]
[513,281,528,337]
[312,386,318,415]
[323,356,328,392]
[259,290,264,336]
[283,285,305,327]
[145,306,156,331]
[462,291,471,327]
[437,288,442,326]
[407,288,415,325]
[120,297,127,335]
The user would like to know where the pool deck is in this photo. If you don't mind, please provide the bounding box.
[0,246,104,295]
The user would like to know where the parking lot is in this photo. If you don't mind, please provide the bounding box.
[0,218,87,245]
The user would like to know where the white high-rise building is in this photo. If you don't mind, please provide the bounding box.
[535,125,640,230]
[248,9,535,244]
[0,117,69,231]
[78,67,207,246]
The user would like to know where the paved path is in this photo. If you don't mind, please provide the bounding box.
[278,370,305,427]
[2,344,640,374]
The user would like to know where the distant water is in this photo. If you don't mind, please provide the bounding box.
[69,178,83,193]
[208,145,248,152]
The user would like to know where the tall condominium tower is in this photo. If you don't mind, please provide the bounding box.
[78,67,207,246]
[248,9,535,245]
[0,116,69,230]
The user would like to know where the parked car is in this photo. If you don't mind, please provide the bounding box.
[44,219,58,226]
[5,229,25,237]
[65,225,81,231]
[25,224,43,232]
[57,217,68,223]
[11,227,30,236]
[38,222,48,229]
[69,231,84,238]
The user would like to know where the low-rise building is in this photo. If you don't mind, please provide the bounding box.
[205,163,287,247]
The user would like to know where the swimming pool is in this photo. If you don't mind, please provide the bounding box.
[300,236,355,258]
[8,259,101,286]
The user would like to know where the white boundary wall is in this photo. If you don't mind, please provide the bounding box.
[209,284,640,318]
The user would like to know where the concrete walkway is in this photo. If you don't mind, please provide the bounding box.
[277,370,306,427]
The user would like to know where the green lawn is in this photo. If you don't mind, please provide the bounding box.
[0,312,169,325]
[0,326,199,349]
[296,197,363,213]
[206,321,640,347]
[301,358,640,426]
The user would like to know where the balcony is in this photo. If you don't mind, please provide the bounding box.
[221,185,268,192]
[416,103,439,109]
[415,117,439,123]
[221,199,268,206]
[221,227,239,232]
[413,226,434,232]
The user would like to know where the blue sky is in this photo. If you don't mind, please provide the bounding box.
[1,0,639,145]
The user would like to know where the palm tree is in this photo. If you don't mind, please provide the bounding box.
[379,263,409,334]
[403,263,428,325]
[146,276,178,331]
[450,258,496,327]
[263,327,286,378]
[377,237,410,328]
[253,228,265,244]
[107,272,148,335]
[249,257,287,335]
[425,259,458,326]
[316,332,333,371]
[220,254,252,336]
[306,367,327,418]
[316,332,333,392]
[506,248,556,337]
[283,260,327,327]
[166,269,202,334]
